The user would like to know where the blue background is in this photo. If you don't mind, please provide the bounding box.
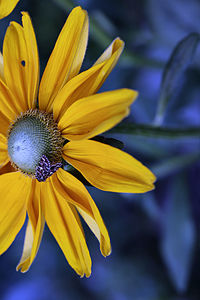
[0,0,200,299]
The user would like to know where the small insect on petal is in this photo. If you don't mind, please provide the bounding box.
[21,60,26,67]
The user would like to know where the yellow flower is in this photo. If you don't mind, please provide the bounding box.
[0,7,156,277]
[0,0,19,19]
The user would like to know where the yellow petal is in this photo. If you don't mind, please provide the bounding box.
[39,6,88,113]
[16,220,33,271]
[21,12,40,109]
[92,38,124,92]
[0,77,22,123]
[17,180,45,272]
[3,22,28,112]
[53,63,105,121]
[3,12,39,111]
[0,133,9,168]
[41,175,91,277]
[0,0,19,19]
[56,169,111,257]
[63,140,156,193]
[0,52,4,81]
[59,89,137,140]
[0,172,31,255]
[53,38,124,122]
[27,180,40,229]
[0,76,19,135]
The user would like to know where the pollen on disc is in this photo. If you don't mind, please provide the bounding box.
[7,116,51,174]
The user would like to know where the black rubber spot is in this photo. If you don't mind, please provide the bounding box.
[21,60,26,67]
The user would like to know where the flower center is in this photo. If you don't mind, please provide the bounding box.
[7,109,63,181]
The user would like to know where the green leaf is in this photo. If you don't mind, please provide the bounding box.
[154,33,200,125]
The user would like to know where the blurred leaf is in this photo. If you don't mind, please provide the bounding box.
[52,0,164,69]
[160,175,196,292]
[154,33,200,125]
[152,152,200,179]
[92,11,117,38]
[52,0,74,10]
[139,193,161,222]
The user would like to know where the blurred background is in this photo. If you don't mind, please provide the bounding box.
[0,0,200,299]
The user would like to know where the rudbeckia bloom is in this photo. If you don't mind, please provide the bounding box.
[0,7,156,277]
[0,0,19,19]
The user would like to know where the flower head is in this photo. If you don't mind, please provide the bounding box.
[0,0,19,19]
[0,7,156,277]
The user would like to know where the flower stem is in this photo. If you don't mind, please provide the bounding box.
[110,123,200,139]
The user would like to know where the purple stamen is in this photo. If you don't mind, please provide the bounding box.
[35,155,62,182]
